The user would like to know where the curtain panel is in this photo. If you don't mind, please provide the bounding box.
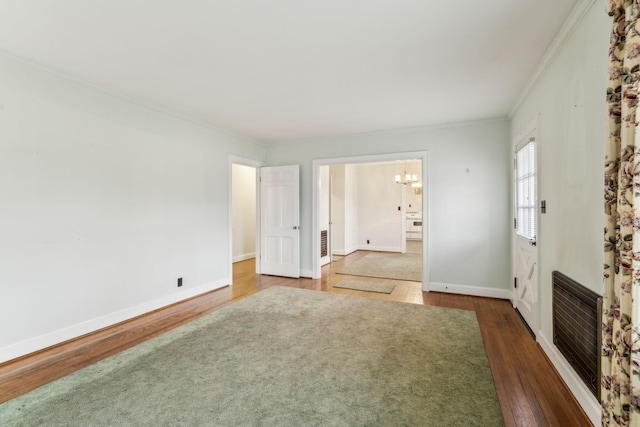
[603,1,640,426]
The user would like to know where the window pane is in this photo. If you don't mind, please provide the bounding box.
[515,140,537,239]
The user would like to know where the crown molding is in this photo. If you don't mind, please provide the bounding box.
[0,49,266,148]
[271,116,509,146]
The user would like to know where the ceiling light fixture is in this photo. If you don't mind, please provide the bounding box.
[395,172,419,185]
[395,161,419,185]
[395,162,422,193]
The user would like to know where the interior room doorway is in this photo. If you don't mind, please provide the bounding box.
[312,151,429,290]
[229,157,261,283]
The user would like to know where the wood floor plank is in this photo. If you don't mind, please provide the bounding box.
[0,254,592,426]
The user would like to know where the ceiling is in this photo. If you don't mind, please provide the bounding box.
[0,0,580,142]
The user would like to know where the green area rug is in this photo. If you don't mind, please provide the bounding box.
[336,252,422,281]
[333,280,396,294]
[0,287,503,426]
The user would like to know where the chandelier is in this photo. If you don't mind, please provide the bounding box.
[395,171,420,186]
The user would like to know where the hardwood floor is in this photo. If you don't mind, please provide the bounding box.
[0,253,592,426]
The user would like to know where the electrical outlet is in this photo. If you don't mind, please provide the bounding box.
[177,277,183,287]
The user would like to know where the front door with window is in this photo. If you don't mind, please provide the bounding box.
[514,132,538,335]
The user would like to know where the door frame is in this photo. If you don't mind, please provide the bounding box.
[228,155,263,285]
[511,117,540,335]
[311,151,430,290]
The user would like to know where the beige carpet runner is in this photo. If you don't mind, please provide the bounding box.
[335,252,421,282]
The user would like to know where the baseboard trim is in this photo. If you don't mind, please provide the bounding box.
[538,332,601,427]
[332,248,358,256]
[429,282,511,299]
[358,245,402,253]
[300,269,313,278]
[0,278,229,364]
[232,253,255,263]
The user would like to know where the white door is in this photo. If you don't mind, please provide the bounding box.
[260,165,300,278]
[514,133,538,334]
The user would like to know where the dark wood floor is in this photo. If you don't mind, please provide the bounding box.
[0,252,591,426]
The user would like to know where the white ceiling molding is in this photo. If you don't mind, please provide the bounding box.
[508,0,598,118]
[271,116,510,146]
[0,1,581,142]
[0,49,266,147]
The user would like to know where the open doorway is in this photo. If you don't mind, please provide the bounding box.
[229,157,261,284]
[324,161,423,284]
[230,158,303,281]
[312,152,429,290]
[325,161,422,257]
[231,163,257,263]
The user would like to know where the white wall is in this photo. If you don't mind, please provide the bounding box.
[356,163,404,252]
[0,53,265,362]
[330,164,359,256]
[267,119,511,293]
[330,165,346,255]
[509,1,608,424]
[344,164,359,254]
[232,164,257,262]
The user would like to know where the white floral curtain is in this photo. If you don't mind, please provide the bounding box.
[603,1,640,425]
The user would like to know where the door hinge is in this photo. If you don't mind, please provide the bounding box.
[514,277,518,288]
[514,218,517,229]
